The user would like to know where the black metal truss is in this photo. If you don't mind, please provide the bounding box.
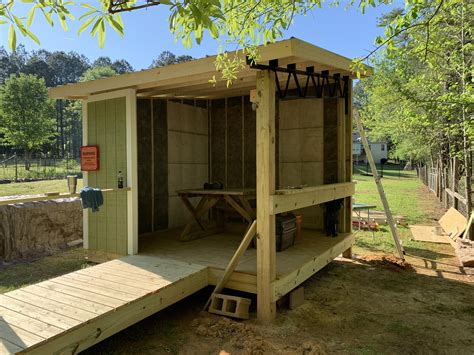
[247,57,349,113]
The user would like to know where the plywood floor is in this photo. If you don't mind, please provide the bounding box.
[139,225,353,278]
[0,256,208,354]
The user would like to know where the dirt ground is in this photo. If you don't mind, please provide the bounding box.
[81,254,473,355]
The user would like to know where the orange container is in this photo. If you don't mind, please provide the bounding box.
[295,214,303,242]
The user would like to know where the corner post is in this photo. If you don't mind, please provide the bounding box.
[125,89,138,254]
[343,79,353,259]
[255,70,276,321]
[82,99,89,249]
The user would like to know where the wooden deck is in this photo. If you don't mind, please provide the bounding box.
[0,226,354,353]
[0,256,208,354]
[139,225,355,299]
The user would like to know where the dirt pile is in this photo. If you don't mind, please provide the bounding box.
[190,312,325,354]
[358,254,414,271]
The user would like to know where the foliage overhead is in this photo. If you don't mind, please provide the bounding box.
[0,0,458,82]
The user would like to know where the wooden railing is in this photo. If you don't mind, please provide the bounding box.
[269,182,356,215]
[0,187,131,207]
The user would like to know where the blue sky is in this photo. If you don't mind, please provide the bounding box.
[0,2,401,70]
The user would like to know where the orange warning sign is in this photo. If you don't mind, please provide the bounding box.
[80,145,100,171]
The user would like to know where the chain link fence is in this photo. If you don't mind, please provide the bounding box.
[0,154,81,182]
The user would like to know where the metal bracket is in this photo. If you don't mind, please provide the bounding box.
[247,57,350,114]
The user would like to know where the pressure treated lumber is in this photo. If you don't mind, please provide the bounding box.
[205,220,256,309]
[0,256,207,354]
[255,70,277,321]
[0,188,130,207]
[270,182,355,215]
[354,113,405,259]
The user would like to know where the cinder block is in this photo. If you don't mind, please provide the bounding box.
[289,287,305,310]
[208,293,251,319]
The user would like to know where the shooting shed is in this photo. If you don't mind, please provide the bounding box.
[0,38,359,354]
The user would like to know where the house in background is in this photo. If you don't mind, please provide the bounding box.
[352,132,388,164]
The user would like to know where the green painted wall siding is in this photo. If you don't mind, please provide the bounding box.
[87,97,128,255]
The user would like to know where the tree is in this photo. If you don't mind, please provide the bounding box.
[150,51,193,68]
[0,74,55,170]
[0,1,453,83]
[93,56,133,74]
[357,0,473,232]
[80,65,116,81]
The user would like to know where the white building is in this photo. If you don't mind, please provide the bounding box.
[353,133,388,164]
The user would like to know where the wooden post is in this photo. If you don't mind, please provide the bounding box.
[343,82,353,259]
[355,112,405,260]
[255,71,276,322]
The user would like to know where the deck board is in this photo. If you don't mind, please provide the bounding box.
[140,225,353,277]
[0,255,208,354]
[5,290,98,322]
[0,296,80,330]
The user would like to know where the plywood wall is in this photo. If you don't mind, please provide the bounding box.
[86,98,128,254]
[210,96,258,188]
[279,98,325,228]
[167,100,209,228]
[137,99,168,235]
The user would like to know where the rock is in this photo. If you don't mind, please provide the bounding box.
[0,198,83,261]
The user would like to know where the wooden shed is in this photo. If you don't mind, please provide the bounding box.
[49,38,357,322]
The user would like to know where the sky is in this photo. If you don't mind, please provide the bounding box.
[0,2,403,70]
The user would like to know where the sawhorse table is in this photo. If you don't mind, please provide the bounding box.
[177,188,256,241]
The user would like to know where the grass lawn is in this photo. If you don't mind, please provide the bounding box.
[0,178,84,197]
[0,248,88,293]
[353,167,450,260]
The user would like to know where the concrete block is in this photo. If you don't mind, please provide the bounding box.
[208,293,251,319]
[289,287,305,310]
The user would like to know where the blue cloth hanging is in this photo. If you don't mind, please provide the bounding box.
[80,187,103,212]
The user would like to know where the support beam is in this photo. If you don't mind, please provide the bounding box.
[255,70,277,322]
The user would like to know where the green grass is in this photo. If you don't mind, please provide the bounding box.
[0,178,84,197]
[0,158,81,180]
[0,248,88,294]
[352,168,452,260]
[353,168,426,224]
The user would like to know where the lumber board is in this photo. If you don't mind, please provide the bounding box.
[206,221,256,308]
[24,267,208,354]
[0,295,81,330]
[5,289,98,322]
[0,306,63,339]
[255,70,277,321]
[409,225,452,244]
[439,207,467,239]
[50,38,361,99]
[270,182,355,215]
[23,284,115,314]
[0,320,44,349]
[272,233,355,301]
[207,268,257,294]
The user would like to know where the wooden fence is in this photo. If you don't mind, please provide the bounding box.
[417,165,470,215]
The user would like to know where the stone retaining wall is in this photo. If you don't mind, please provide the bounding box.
[0,198,83,261]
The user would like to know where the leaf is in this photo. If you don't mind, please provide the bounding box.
[27,5,36,26]
[79,10,97,21]
[98,20,106,48]
[24,27,40,45]
[8,24,16,51]
[106,16,124,36]
[90,18,102,37]
[78,16,96,35]
[58,13,68,31]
